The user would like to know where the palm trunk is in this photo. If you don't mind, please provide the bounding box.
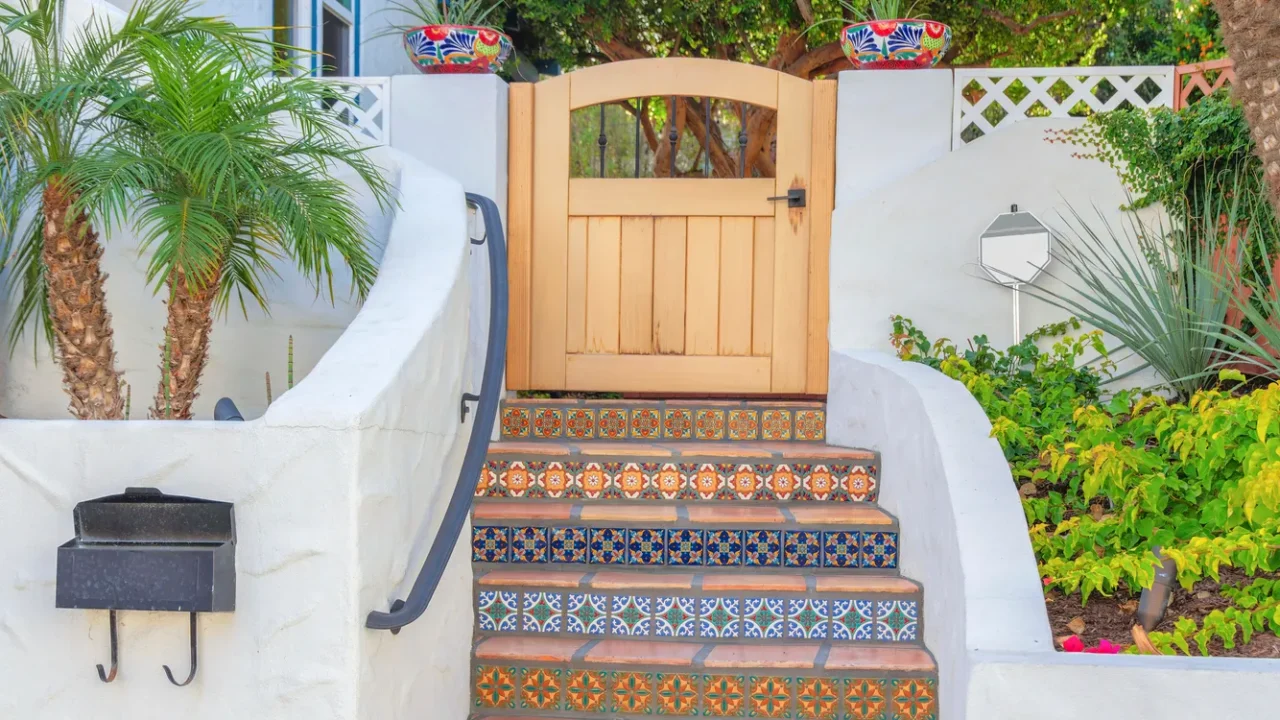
[1214,0,1280,219]
[151,266,219,420]
[41,180,125,420]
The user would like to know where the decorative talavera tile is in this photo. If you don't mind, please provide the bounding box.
[656,673,700,716]
[844,678,889,720]
[474,665,517,708]
[831,599,876,640]
[822,531,862,569]
[477,590,519,632]
[610,671,655,714]
[597,408,629,439]
[694,409,726,440]
[748,676,792,718]
[566,670,608,712]
[652,463,686,500]
[500,406,530,438]
[521,591,563,632]
[705,529,744,566]
[793,409,826,441]
[740,598,786,639]
[579,463,610,499]
[627,527,667,565]
[862,531,899,569]
[589,527,627,564]
[699,597,741,638]
[531,407,563,438]
[744,529,782,567]
[663,408,694,439]
[565,408,596,439]
[566,593,609,634]
[876,600,919,642]
[667,529,705,566]
[702,675,747,717]
[616,463,648,499]
[726,409,759,441]
[785,599,830,640]
[510,526,548,564]
[519,667,562,710]
[783,530,821,568]
[630,407,662,439]
[890,678,937,720]
[537,462,574,498]
[796,678,841,720]
[549,526,588,563]
[803,465,838,501]
[472,526,510,562]
[500,461,534,497]
[690,464,723,500]
[610,595,652,636]
[845,465,877,502]
[653,596,699,637]
[760,409,792,441]
[764,465,801,500]
[725,464,763,500]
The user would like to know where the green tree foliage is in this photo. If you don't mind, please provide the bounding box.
[1099,0,1225,66]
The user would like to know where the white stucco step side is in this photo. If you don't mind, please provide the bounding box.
[0,150,480,720]
[827,349,1280,719]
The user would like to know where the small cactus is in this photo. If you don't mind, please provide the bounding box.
[265,371,273,405]
[288,335,295,389]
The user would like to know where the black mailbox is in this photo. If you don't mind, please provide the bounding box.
[56,487,235,685]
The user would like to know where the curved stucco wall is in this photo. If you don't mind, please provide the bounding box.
[0,151,477,719]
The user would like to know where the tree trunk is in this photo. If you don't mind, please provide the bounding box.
[151,266,220,420]
[1215,0,1280,219]
[41,180,125,420]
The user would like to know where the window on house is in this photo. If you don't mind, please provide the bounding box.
[320,5,352,77]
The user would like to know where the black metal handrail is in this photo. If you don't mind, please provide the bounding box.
[365,191,508,633]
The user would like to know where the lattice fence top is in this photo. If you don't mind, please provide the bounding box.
[1174,58,1235,110]
[953,66,1175,148]
[319,76,391,146]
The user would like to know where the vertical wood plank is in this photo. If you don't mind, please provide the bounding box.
[685,217,721,356]
[770,74,813,393]
[530,75,572,387]
[620,217,655,354]
[505,83,534,389]
[565,217,588,352]
[586,216,622,353]
[652,217,687,354]
[806,79,837,394]
[752,217,775,357]
[719,217,754,356]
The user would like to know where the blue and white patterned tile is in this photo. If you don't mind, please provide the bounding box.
[783,530,822,568]
[697,597,741,638]
[589,527,627,564]
[705,529,744,567]
[609,595,652,636]
[739,597,786,639]
[549,526,588,564]
[472,526,510,563]
[821,531,862,569]
[876,599,919,642]
[477,590,519,632]
[510,526,549,564]
[520,591,563,632]
[862,531,899,569]
[784,598,830,640]
[743,529,782,567]
[667,529,705,566]
[627,528,667,565]
[565,593,609,634]
[831,599,875,640]
[653,596,699,637]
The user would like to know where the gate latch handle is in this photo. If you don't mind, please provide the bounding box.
[766,188,806,208]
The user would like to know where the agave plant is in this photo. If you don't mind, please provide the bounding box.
[73,35,394,419]
[0,0,258,419]
[380,0,506,30]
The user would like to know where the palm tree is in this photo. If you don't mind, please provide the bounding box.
[1214,1,1280,219]
[0,0,258,419]
[77,35,394,419]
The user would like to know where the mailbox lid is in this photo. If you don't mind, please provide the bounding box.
[74,487,234,545]
[56,540,235,612]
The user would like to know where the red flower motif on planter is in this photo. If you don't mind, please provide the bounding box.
[478,28,499,44]
[925,21,947,38]
[870,21,899,36]
[424,25,449,40]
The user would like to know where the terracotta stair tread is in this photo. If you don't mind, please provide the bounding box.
[476,568,921,595]
[472,501,896,528]
[474,636,936,673]
[488,440,875,461]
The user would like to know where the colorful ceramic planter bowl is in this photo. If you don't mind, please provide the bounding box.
[403,24,513,74]
[841,20,951,69]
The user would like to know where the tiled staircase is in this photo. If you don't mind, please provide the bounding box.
[470,399,938,719]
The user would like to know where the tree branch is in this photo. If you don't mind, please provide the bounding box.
[981,8,1079,36]
[786,40,847,78]
[597,39,651,61]
[794,0,815,25]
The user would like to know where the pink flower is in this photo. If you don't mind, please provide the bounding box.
[1061,636,1084,652]
[1084,639,1121,654]
[1043,577,1054,587]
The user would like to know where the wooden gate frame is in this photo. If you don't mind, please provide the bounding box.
[505,58,835,396]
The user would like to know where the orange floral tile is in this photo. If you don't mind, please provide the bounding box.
[531,408,563,438]
[631,407,663,439]
[656,673,699,715]
[726,409,759,441]
[565,408,596,439]
[566,670,608,712]
[597,408,629,439]
[694,409,726,440]
[610,671,654,714]
[793,409,825,441]
[519,667,561,710]
[663,408,694,439]
[474,665,517,708]
[501,407,530,438]
[796,678,841,719]
[761,409,792,441]
[844,678,888,720]
[891,678,937,720]
[702,674,746,717]
[748,676,792,718]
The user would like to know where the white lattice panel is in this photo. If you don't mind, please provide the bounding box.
[953,67,1175,148]
[320,76,391,146]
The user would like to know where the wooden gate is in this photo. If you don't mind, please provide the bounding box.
[506,58,835,395]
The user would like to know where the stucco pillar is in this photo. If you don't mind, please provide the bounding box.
[835,69,954,209]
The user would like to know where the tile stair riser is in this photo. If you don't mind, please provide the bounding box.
[473,664,938,718]
[472,526,900,570]
[475,587,923,643]
[501,401,827,442]
[480,458,879,503]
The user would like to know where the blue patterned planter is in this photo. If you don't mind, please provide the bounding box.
[403,24,513,74]
[842,20,951,69]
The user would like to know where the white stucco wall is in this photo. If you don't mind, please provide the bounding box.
[0,152,479,719]
[827,348,1280,719]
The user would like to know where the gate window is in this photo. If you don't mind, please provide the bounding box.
[570,96,776,179]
